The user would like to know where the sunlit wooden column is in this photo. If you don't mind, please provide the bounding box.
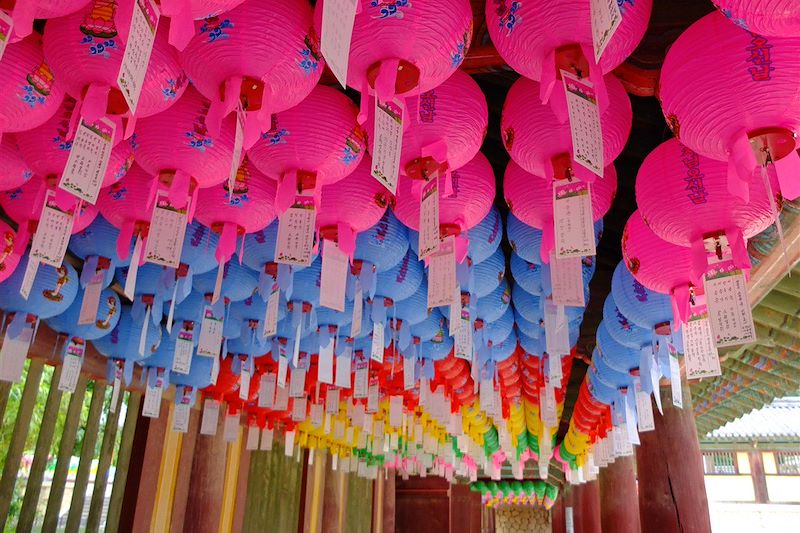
[130,401,171,532]
[182,409,229,533]
[573,480,601,533]
[599,454,641,533]
[85,386,125,533]
[302,448,328,533]
[231,434,253,533]
[636,378,712,533]
[168,408,201,532]
[321,455,348,533]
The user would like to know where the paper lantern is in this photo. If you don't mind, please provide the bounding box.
[192,255,258,303]
[713,0,800,37]
[0,221,21,284]
[316,156,391,259]
[375,250,424,304]
[170,354,215,390]
[659,11,800,201]
[68,216,130,291]
[92,307,163,364]
[501,74,631,178]
[315,0,472,101]
[353,209,409,275]
[510,253,543,296]
[485,0,651,100]
[46,287,121,341]
[610,261,672,330]
[1,0,91,42]
[43,0,186,121]
[194,159,277,266]
[96,163,154,261]
[595,322,639,373]
[0,35,65,133]
[410,310,446,345]
[0,137,34,192]
[15,97,135,190]
[468,207,503,264]
[158,0,246,50]
[470,248,506,299]
[180,0,322,146]
[178,221,221,276]
[601,293,651,350]
[0,255,79,318]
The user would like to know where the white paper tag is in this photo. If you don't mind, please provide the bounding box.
[284,430,296,457]
[542,384,557,428]
[58,345,84,393]
[318,337,334,384]
[403,352,415,391]
[142,370,164,418]
[228,105,245,202]
[110,365,122,413]
[544,302,571,356]
[262,283,280,338]
[60,118,116,204]
[335,348,352,388]
[310,402,324,427]
[246,425,259,450]
[320,239,348,311]
[389,396,403,428]
[19,258,39,300]
[196,305,224,358]
[351,284,363,337]
[30,190,74,267]
[565,508,574,533]
[260,427,274,451]
[326,387,340,414]
[427,236,457,309]
[480,378,494,415]
[223,413,240,442]
[353,359,368,398]
[590,0,622,63]
[78,270,105,325]
[366,380,379,413]
[371,98,403,194]
[684,305,722,380]
[277,354,288,389]
[634,379,655,432]
[454,309,472,361]
[549,253,585,307]
[0,11,13,62]
[418,177,440,259]
[291,396,307,421]
[239,363,251,401]
[370,322,384,363]
[275,190,316,267]
[320,0,357,88]
[117,0,160,114]
[210,354,220,385]
[274,383,289,411]
[200,398,220,435]
[173,391,191,433]
[289,366,307,398]
[258,372,276,408]
[144,190,189,268]
[669,354,683,409]
[549,353,563,384]
[553,180,596,258]
[172,328,194,374]
[123,235,143,301]
[0,322,33,382]
[562,71,604,178]
[704,263,757,347]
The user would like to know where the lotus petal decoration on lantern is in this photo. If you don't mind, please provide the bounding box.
[314,0,473,104]
[0,35,65,133]
[0,137,35,192]
[43,0,186,123]
[501,73,631,179]
[504,161,616,263]
[712,0,800,37]
[485,0,651,103]
[181,0,322,147]
[659,11,800,202]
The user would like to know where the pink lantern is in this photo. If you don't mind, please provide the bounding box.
[15,97,135,190]
[0,137,34,192]
[96,163,154,261]
[316,156,392,260]
[504,160,616,262]
[394,151,495,260]
[1,0,90,42]
[134,85,239,209]
[158,0,245,50]
[247,85,365,213]
[501,73,631,179]
[180,0,322,148]
[485,0,651,104]
[0,175,98,255]
[713,1,800,37]
[194,159,277,267]
[314,0,473,107]
[0,220,22,283]
[659,11,800,202]
[42,0,187,125]
[635,138,778,282]
[0,35,65,133]
[621,210,696,325]
[364,69,487,180]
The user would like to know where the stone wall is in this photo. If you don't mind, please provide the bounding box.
[494,506,552,533]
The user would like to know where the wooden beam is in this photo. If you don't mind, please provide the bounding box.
[65,381,107,532]
[599,455,641,533]
[17,365,65,531]
[105,391,142,533]
[42,375,89,531]
[150,404,184,532]
[85,383,125,533]
[748,219,800,307]
[0,360,44,530]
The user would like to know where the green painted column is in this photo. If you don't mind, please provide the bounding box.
[346,471,374,533]
[105,391,141,533]
[243,439,304,533]
[85,383,124,533]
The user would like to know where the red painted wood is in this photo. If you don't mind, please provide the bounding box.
[599,455,641,533]
[551,491,566,533]
[748,451,769,504]
[394,477,449,533]
[449,483,482,533]
[574,481,601,533]
[636,383,712,533]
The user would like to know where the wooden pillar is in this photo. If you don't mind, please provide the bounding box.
[169,408,201,533]
[65,381,107,533]
[183,410,229,533]
[372,471,385,533]
[551,492,566,533]
[17,366,64,532]
[599,455,641,533]
[302,449,328,533]
[748,450,770,504]
[573,481,600,533]
[219,427,245,533]
[231,437,252,533]
[450,483,482,533]
[106,391,142,533]
[321,456,347,533]
[243,439,304,533]
[0,360,44,530]
[42,375,89,532]
[636,379,712,533]
[345,468,374,533]
[130,401,170,532]
[382,470,396,533]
